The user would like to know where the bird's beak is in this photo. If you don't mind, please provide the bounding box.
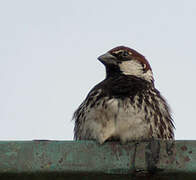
[98,52,117,65]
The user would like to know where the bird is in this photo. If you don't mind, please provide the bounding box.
[73,46,174,144]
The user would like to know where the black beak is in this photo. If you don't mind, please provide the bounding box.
[98,52,117,65]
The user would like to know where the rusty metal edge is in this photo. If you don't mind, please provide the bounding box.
[0,140,196,175]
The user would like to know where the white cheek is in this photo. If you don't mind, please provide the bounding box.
[119,60,153,82]
[119,60,142,75]
[144,70,153,82]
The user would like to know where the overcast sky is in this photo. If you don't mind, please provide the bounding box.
[0,0,196,140]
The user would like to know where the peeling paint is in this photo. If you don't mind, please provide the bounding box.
[181,146,188,151]
[145,141,161,173]
[0,140,196,178]
[184,156,190,162]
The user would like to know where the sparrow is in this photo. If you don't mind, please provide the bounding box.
[73,46,174,144]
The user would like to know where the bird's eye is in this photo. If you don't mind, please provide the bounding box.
[121,51,129,57]
[113,50,131,61]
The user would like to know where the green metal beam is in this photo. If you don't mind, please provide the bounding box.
[0,140,195,179]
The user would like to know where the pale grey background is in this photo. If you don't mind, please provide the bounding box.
[0,0,195,140]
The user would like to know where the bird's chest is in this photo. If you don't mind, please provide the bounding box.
[102,97,145,121]
[95,97,149,140]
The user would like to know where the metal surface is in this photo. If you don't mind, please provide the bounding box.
[0,140,196,179]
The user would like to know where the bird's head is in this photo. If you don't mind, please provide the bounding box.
[98,46,153,82]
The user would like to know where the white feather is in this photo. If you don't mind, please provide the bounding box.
[119,60,153,82]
